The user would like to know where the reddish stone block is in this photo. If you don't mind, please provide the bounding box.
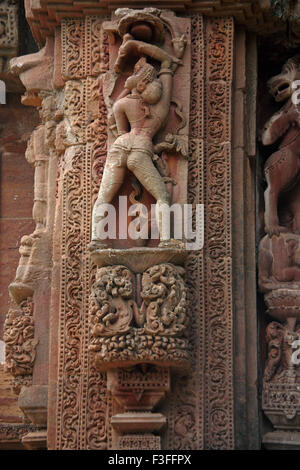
[0,151,34,219]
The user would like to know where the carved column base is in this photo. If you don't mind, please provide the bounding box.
[265,288,300,323]
[89,247,190,372]
[21,430,47,450]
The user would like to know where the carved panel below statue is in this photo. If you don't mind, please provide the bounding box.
[89,263,190,371]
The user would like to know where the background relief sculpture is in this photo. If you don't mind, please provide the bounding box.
[259,55,300,432]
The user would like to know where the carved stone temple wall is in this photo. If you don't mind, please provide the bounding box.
[3,0,300,451]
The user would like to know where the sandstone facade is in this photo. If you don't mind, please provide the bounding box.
[1,0,300,450]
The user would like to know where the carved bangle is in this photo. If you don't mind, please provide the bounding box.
[158,68,174,77]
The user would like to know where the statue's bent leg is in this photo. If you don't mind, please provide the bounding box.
[127,151,171,241]
[92,153,126,241]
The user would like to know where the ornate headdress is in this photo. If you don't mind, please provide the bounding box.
[133,58,157,84]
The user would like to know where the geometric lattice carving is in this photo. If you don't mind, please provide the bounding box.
[118,434,160,450]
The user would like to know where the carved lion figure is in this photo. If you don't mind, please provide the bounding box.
[261,55,300,236]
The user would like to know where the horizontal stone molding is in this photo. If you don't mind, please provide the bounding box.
[25,0,283,45]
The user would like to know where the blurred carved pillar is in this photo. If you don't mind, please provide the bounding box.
[3,0,268,451]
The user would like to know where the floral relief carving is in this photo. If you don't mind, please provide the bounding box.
[90,7,190,248]
[203,17,234,450]
[0,0,18,55]
[3,298,38,394]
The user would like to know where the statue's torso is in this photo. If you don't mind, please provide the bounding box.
[118,95,162,138]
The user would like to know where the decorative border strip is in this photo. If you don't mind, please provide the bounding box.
[204,17,234,450]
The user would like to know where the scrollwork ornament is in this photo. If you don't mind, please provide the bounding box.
[3,298,38,393]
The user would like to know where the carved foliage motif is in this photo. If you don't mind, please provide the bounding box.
[3,298,37,393]
[63,81,85,144]
[0,423,36,442]
[58,146,83,450]
[164,14,204,451]
[118,434,161,450]
[89,263,190,369]
[90,79,107,202]
[90,265,135,338]
[62,16,106,79]
[85,61,108,452]
[62,19,85,79]
[264,321,300,383]
[141,264,188,336]
[168,15,234,451]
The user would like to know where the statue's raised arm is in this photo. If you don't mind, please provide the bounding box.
[113,34,184,128]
